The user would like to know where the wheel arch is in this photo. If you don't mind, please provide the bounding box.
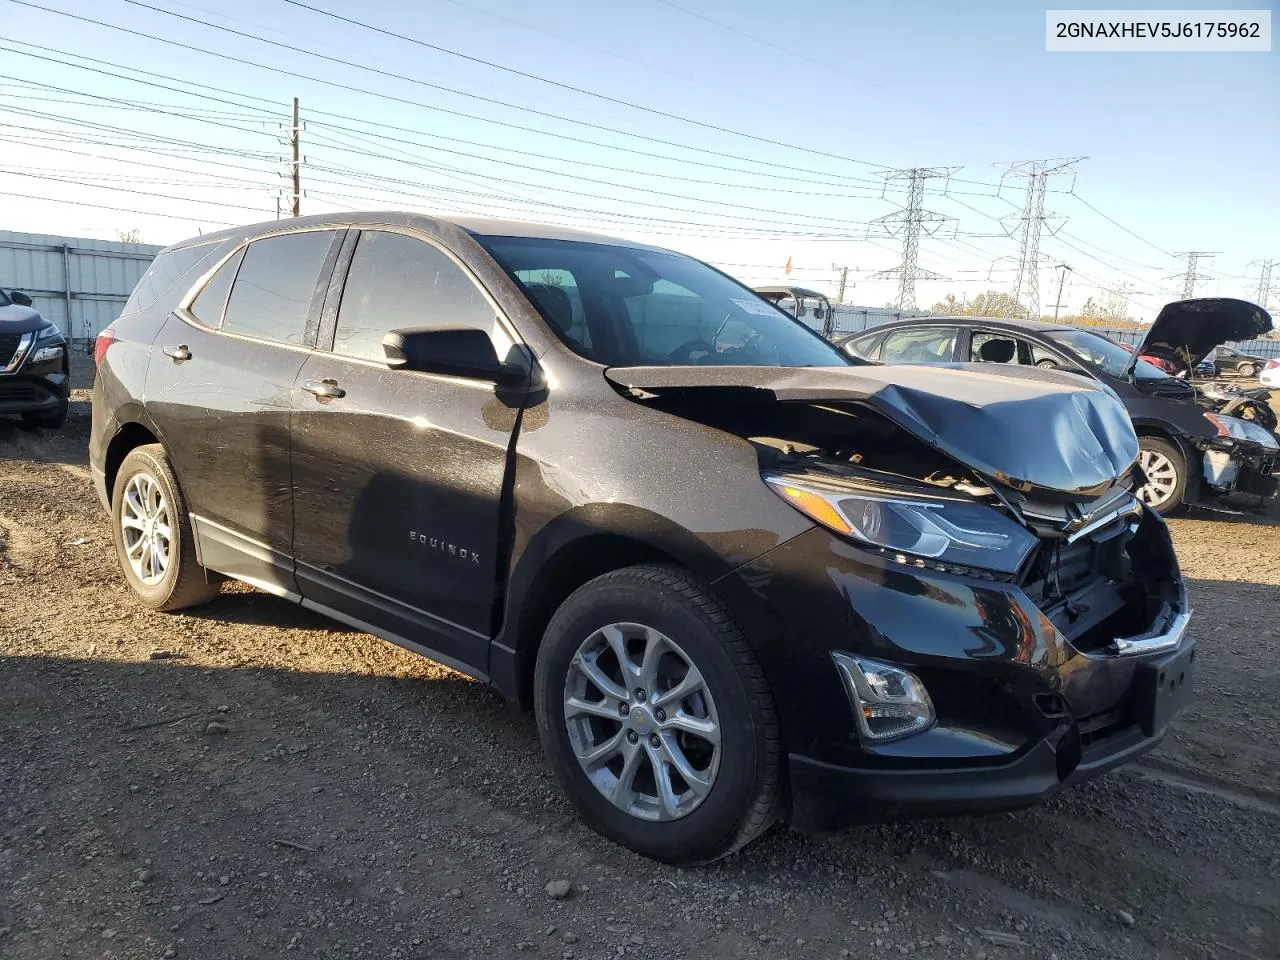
[103,420,165,505]
[1132,422,1200,506]
[492,503,756,712]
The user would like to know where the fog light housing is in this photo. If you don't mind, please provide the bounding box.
[30,345,65,364]
[832,653,934,742]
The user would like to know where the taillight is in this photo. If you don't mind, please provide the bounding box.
[1266,359,1279,370]
[94,326,117,366]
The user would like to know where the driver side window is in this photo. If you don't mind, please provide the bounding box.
[334,230,507,363]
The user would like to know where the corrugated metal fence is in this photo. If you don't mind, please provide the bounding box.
[822,304,1280,360]
[0,230,164,350]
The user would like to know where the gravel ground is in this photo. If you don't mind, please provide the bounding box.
[1,382,1277,960]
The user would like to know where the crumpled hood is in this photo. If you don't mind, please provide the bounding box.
[0,303,47,334]
[606,363,1139,498]
[1127,297,1273,376]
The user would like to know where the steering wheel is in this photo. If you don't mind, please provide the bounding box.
[668,339,716,364]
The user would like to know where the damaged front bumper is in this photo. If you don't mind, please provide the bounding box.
[1198,437,1279,500]
[721,507,1194,832]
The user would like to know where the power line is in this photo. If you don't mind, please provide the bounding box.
[2,41,1003,203]
[9,0,899,189]
[0,169,271,213]
[1069,192,1172,258]
[274,0,896,173]
[0,188,239,225]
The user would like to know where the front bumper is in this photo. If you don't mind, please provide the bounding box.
[1200,440,1278,499]
[0,371,69,415]
[718,509,1193,832]
[789,625,1194,830]
[0,343,71,416]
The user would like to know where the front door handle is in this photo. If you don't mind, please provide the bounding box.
[301,377,345,401]
[162,344,192,363]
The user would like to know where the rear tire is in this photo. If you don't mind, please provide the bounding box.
[22,398,68,429]
[111,444,221,611]
[534,564,782,864]
[1239,361,1261,378]
[1136,437,1187,515]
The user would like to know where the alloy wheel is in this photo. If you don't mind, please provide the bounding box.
[1137,449,1178,508]
[563,622,721,822]
[119,472,173,585]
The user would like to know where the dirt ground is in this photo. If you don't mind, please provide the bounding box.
[1,377,1278,960]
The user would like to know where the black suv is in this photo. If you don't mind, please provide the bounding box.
[92,214,1194,863]
[0,287,71,428]
[839,307,1278,515]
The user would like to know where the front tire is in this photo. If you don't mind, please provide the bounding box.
[1239,361,1261,378]
[111,444,220,611]
[1136,437,1187,515]
[534,564,782,864]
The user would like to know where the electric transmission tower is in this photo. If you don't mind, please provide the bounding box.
[1170,251,1218,299]
[869,167,957,311]
[1248,258,1276,308]
[998,158,1081,319]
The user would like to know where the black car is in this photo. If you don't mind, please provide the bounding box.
[838,304,1278,515]
[0,287,71,428]
[92,213,1193,864]
[1212,345,1270,378]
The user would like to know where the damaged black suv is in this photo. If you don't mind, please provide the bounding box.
[92,214,1194,863]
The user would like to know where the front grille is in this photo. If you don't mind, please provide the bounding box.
[0,332,21,369]
[0,385,40,403]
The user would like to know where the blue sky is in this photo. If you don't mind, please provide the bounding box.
[2,0,1276,319]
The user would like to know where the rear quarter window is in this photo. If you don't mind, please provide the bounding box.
[119,241,227,318]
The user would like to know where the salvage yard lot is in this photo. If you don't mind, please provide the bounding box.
[2,386,1278,960]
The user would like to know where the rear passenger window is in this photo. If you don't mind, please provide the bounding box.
[187,248,244,328]
[334,231,501,363]
[970,332,1025,364]
[879,327,957,364]
[222,230,338,345]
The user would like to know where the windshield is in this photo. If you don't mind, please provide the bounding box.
[478,236,849,368]
[1044,328,1170,380]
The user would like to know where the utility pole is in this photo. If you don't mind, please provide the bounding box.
[999,158,1081,320]
[869,167,956,311]
[1248,258,1276,308]
[1170,251,1217,299]
[290,96,301,217]
[832,264,852,304]
[1052,263,1072,321]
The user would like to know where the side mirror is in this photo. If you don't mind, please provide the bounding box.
[9,291,33,307]
[381,326,525,386]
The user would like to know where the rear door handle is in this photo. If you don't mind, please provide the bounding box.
[301,377,345,401]
[162,344,191,363]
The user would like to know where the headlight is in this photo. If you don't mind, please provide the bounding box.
[1204,412,1279,449]
[763,472,1037,575]
[30,344,65,364]
[832,653,934,741]
[35,323,63,342]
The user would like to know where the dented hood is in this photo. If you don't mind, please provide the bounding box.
[607,364,1139,497]
[1126,297,1273,376]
